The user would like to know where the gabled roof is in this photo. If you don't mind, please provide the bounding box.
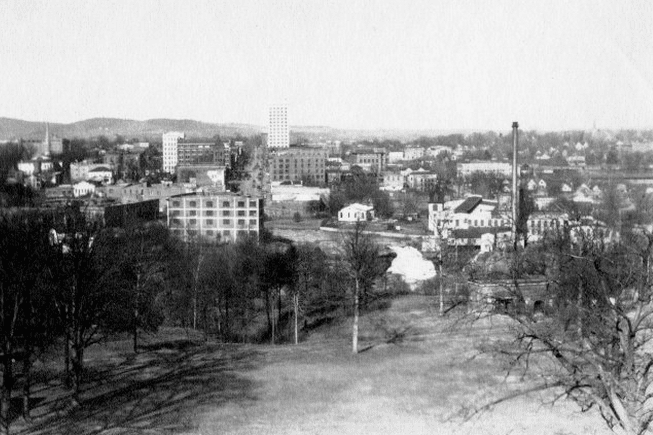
[454,196,483,214]
[89,166,112,172]
[340,203,374,213]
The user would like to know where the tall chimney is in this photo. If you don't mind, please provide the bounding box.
[512,121,519,249]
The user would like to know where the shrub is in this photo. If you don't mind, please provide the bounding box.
[293,211,302,222]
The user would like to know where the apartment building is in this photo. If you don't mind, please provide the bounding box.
[269,147,326,184]
[167,192,264,243]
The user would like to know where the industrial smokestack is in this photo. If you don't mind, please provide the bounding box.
[512,121,519,249]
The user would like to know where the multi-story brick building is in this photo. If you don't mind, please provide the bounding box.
[351,148,387,173]
[269,147,326,185]
[167,192,264,243]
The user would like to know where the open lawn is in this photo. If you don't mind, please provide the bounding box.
[14,296,610,435]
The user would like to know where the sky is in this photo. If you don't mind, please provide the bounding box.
[0,0,652,131]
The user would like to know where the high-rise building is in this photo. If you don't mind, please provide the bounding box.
[162,131,185,173]
[268,105,289,148]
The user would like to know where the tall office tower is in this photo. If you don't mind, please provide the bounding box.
[268,105,289,148]
[162,131,185,173]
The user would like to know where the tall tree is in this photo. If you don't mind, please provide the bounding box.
[341,222,381,354]
[0,211,54,433]
[49,214,121,402]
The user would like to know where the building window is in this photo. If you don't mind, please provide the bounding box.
[249,219,257,226]
[222,210,231,216]
[205,210,214,216]
[188,210,197,216]
[237,210,245,217]
[206,201,213,207]
[223,219,231,225]
[206,219,214,226]
[172,210,180,216]
[189,201,197,207]
[171,218,181,225]
[249,210,257,216]
[237,201,245,208]
[189,219,197,225]
[237,219,245,225]
[222,201,230,207]
[206,230,214,236]
[249,200,257,207]
[172,201,180,207]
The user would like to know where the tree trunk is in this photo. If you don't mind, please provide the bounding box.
[1,354,14,435]
[293,293,299,345]
[352,277,360,354]
[439,262,444,316]
[22,341,31,422]
[64,330,71,388]
[71,341,84,404]
[264,290,271,339]
[22,293,32,421]
[132,308,139,354]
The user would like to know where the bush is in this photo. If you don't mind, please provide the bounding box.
[293,211,302,222]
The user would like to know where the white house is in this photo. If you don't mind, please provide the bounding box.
[73,181,96,197]
[87,166,113,183]
[338,203,375,222]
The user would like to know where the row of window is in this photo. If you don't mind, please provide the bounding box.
[170,218,258,227]
[171,210,258,217]
[171,229,258,239]
[170,199,258,208]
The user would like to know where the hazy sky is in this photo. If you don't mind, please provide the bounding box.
[1,0,652,131]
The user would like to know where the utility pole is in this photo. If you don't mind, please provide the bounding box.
[512,121,519,250]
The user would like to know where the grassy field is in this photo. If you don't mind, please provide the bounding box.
[14,296,610,435]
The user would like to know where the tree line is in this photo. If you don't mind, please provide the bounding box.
[0,209,391,434]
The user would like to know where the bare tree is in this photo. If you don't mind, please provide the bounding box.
[0,211,54,434]
[472,226,653,435]
[341,222,381,354]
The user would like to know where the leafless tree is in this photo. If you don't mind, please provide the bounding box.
[471,226,653,435]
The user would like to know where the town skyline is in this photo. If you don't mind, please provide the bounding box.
[1,0,652,132]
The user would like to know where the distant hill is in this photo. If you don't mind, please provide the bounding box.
[0,117,262,142]
[0,116,475,142]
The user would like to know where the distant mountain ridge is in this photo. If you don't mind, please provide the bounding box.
[0,117,476,142]
[0,117,262,142]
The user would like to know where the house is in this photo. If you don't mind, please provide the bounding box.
[406,169,438,192]
[526,179,538,191]
[388,151,404,163]
[73,181,96,197]
[404,147,425,161]
[428,196,504,233]
[338,203,375,222]
[87,167,113,183]
[380,170,405,191]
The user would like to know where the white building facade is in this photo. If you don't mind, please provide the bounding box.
[162,131,186,173]
[268,105,289,148]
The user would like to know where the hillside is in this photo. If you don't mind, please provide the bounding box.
[0,117,262,141]
[11,295,609,435]
[0,117,474,142]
